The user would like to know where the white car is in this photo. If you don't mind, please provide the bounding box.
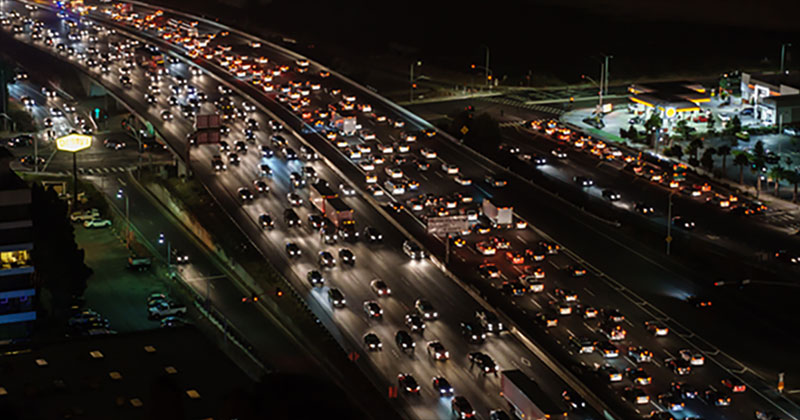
[148,300,187,318]
[420,148,437,159]
[83,219,112,228]
[359,160,375,171]
[454,175,472,186]
[370,279,392,296]
[367,185,384,196]
[340,184,356,196]
[385,167,403,179]
[70,208,100,222]
[679,349,705,366]
[442,163,459,174]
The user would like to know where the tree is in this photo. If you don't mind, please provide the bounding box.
[769,166,784,196]
[675,119,694,141]
[753,140,765,159]
[734,152,750,184]
[701,149,716,173]
[717,145,731,175]
[644,113,662,134]
[31,184,93,319]
[665,145,684,160]
[730,115,742,134]
[783,169,800,203]
[686,138,703,160]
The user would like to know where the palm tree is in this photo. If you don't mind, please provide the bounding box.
[783,169,800,203]
[769,166,784,196]
[734,152,750,185]
[717,145,731,175]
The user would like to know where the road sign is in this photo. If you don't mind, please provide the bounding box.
[427,215,470,234]
[779,372,785,393]
[460,125,469,135]
[665,236,672,243]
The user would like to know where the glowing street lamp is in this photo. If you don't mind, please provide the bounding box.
[56,134,92,206]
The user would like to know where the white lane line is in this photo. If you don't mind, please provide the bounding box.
[624,318,634,327]
[583,287,596,297]
[529,298,541,309]
[516,235,528,244]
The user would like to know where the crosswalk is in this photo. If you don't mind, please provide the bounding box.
[498,121,526,128]
[764,211,800,230]
[55,166,137,176]
[478,97,566,116]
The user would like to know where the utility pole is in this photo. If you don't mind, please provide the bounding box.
[485,46,490,89]
[603,54,613,96]
[598,63,605,114]
[409,61,421,103]
[666,191,675,256]
[781,43,792,74]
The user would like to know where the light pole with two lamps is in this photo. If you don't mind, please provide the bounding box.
[116,186,131,249]
[409,60,422,103]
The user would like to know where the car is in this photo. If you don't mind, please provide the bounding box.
[258,213,274,230]
[665,358,691,375]
[451,396,476,419]
[460,321,486,344]
[596,340,619,358]
[703,388,731,406]
[551,148,567,159]
[285,242,301,258]
[721,377,747,393]
[568,265,586,277]
[554,288,578,302]
[338,248,355,266]
[160,110,173,121]
[468,352,497,374]
[573,176,594,187]
[502,281,526,297]
[670,381,698,400]
[504,251,525,265]
[287,192,303,206]
[598,364,622,382]
[363,332,382,350]
[686,295,713,308]
[403,240,426,259]
[562,390,586,411]
[774,249,800,264]
[318,251,336,268]
[83,219,112,229]
[602,189,621,201]
[395,330,415,353]
[397,373,419,394]
[600,322,626,341]
[171,249,189,264]
[478,263,501,279]
[441,163,459,174]
[755,411,783,420]
[679,349,705,366]
[626,367,652,386]
[405,313,426,333]
[7,134,33,148]
[644,320,669,336]
[237,188,254,204]
[657,393,685,412]
[635,202,655,215]
[672,216,695,230]
[227,153,240,166]
[432,376,454,397]
[364,226,383,243]
[370,279,391,296]
[160,316,189,328]
[624,386,650,405]
[628,346,653,363]
[363,300,383,319]
[70,208,100,222]
[307,270,325,288]
[569,336,595,354]
[427,340,449,361]
[485,175,508,188]
[103,138,126,150]
[326,288,346,308]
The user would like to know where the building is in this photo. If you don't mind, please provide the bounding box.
[627,81,711,123]
[0,326,256,420]
[0,147,35,343]
[741,72,800,126]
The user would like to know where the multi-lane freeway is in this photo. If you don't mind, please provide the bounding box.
[2,1,799,419]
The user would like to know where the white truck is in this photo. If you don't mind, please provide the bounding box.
[148,300,187,318]
[481,199,513,229]
[69,208,99,222]
[501,370,567,420]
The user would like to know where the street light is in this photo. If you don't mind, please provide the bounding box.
[470,64,494,89]
[666,190,678,256]
[157,232,172,275]
[116,187,131,249]
[781,43,792,74]
[409,60,422,103]
[581,73,604,117]
[56,133,92,208]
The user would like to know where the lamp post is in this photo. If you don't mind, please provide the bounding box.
[602,54,613,96]
[116,187,131,249]
[56,134,92,208]
[158,232,172,275]
[666,190,677,256]
[470,64,494,90]
[483,45,490,89]
[781,43,792,74]
[581,73,603,116]
[409,61,422,103]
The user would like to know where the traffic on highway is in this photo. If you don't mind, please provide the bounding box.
[1,0,797,419]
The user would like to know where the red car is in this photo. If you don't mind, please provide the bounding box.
[505,251,525,265]
[693,115,709,123]
[721,377,746,393]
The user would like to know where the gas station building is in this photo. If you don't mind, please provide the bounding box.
[627,82,711,123]
[741,72,800,126]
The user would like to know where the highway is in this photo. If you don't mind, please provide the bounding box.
[3,1,799,419]
[0,3,598,419]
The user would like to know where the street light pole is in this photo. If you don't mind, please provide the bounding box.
[781,43,792,74]
[409,61,422,103]
[484,46,490,89]
[666,191,676,256]
[603,54,613,96]
[72,151,78,205]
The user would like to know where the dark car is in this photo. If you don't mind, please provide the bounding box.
[635,202,655,215]
[258,213,274,230]
[468,352,497,375]
[452,396,476,419]
[397,373,419,394]
[364,226,383,243]
[460,321,486,344]
[285,242,301,258]
[328,288,345,308]
[562,390,586,410]
[432,376,454,396]
[363,332,382,351]
[395,330,415,353]
[404,313,426,334]
[602,189,621,201]
[284,209,301,228]
[339,248,355,266]
[7,134,33,147]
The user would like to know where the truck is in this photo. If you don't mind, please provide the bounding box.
[481,199,513,229]
[500,370,567,420]
[330,108,358,136]
[310,182,354,227]
[127,241,152,271]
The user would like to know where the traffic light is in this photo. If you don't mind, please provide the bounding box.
[275,287,284,297]
[470,64,476,69]
[411,83,417,89]
[94,108,100,119]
